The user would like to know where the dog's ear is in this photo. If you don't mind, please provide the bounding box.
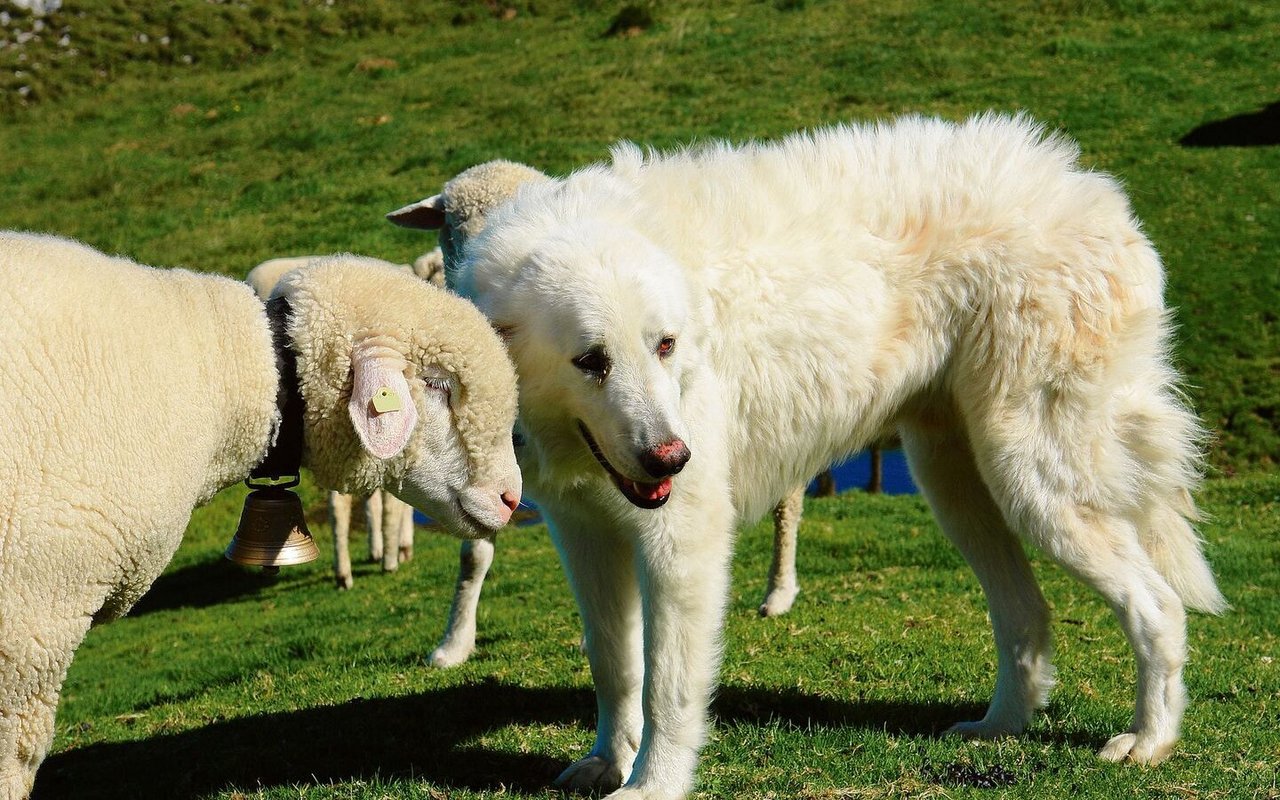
[386,195,446,230]
[348,346,419,459]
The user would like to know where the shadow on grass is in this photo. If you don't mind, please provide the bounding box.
[37,681,988,799]
[1180,102,1280,147]
[713,684,982,737]
[36,679,582,800]
[126,558,283,616]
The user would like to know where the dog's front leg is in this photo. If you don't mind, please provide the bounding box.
[549,507,645,794]
[610,500,735,800]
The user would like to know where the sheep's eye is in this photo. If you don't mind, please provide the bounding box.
[424,377,451,400]
[512,429,526,448]
[657,337,676,359]
[571,346,610,379]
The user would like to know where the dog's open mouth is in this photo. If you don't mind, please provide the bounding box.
[578,421,672,509]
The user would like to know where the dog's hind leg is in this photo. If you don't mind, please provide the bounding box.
[970,404,1193,764]
[900,413,1054,737]
[759,485,804,617]
[549,512,645,795]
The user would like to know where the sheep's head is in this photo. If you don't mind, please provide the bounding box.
[386,159,549,285]
[275,256,521,538]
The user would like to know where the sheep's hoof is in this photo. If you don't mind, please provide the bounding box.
[398,546,413,563]
[335,574,353,590]
[429,643,474,668]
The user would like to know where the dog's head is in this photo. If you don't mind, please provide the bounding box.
[460,186,700,510]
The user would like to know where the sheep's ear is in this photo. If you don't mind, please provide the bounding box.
[348,349,419,459]
[386,196,446,230]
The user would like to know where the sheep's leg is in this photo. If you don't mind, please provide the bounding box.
[380,491,403,573]
[759,485,804,617]
[430,535,496,668]
[365,491,384,563]
[1,612,91,800]
[329,491,354,590]
[396,497,415,563]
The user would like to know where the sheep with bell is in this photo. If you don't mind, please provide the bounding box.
[0,232,521,799]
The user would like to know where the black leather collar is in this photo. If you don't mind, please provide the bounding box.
[250,296,305,482]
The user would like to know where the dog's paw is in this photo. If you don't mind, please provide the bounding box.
[944,719,1019,739]
[556,755,624,795]
[603,789,653,800]
[1098,731,1175,765]
[603,784,686,800]
[758,585,799,617]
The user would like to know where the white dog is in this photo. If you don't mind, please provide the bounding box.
[454,113,1227,799]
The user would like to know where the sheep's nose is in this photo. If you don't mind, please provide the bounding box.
[497,490,520,525]
[638,438,691,479]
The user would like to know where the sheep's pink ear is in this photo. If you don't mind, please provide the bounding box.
[348,350,419,459]
[386,195,446,230]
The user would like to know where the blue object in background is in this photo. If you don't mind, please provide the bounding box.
[413,449,916,527]
[816,448,917,496]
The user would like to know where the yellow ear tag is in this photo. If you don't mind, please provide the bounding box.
[371,386,403,414]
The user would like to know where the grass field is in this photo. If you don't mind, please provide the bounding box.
[1,1,1277,798]
[35,476,1280,799]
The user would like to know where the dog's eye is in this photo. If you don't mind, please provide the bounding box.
[572,346,610,379]
[657,337,676,359]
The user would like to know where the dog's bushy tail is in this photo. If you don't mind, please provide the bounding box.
[1115,311,1228,616]
[1142,490,1228,614]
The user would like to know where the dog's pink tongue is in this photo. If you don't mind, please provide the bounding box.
[626,478,672,502]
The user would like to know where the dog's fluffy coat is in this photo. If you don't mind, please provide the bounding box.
[457,113,1226,799]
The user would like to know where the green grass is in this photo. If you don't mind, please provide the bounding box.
[38,475,1280,799]
[3,2,1277,797]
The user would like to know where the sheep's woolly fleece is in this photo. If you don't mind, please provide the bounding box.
[0,235,519,798]
[248,250,446,299]
[275,256,518,499]
[0,231,279,799]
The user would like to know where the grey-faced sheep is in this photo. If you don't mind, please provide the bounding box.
[387,160,812,667]
[246,252,447,589]
[0,232,521,798]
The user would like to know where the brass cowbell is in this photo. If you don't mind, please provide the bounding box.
[225,477,319,573]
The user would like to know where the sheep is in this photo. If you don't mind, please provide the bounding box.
[387,159,815,664]
[0,231,521,799]
[246,253,447,589]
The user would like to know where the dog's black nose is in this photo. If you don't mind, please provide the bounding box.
[639,439,691,478]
